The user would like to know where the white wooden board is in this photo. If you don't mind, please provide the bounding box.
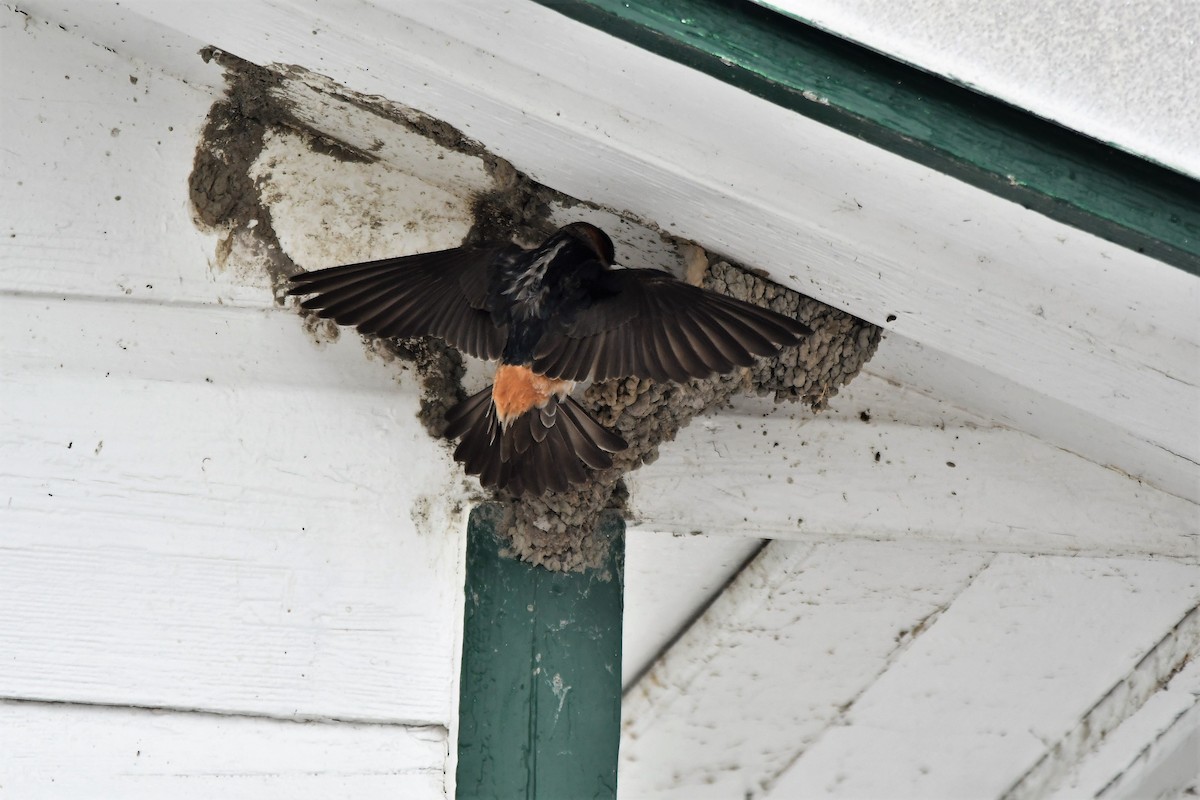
[765,555,1200,799]
[0,700,447,799]
[0,11,231,304]
[622,530,763,687]
[619,540,992,799]
[1053,657,1200,799]
[2,294,468,723]
[628,373,1198,562]
[869,335,1200,504]
[0,14,478,727]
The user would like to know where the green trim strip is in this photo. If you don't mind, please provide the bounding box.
[534,0,1200,276]
[457,505,624,799]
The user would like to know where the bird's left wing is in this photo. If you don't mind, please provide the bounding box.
[531,268,811,382]
[287,246,515,361]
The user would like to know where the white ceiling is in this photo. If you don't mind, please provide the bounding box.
[760,0,1200,178]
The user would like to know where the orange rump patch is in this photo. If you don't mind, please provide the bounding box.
[492,364,574,426]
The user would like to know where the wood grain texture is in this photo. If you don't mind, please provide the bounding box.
[869,335,1198,503]
[0,14,231,304]
[2,294,468,723]
[1059,658,1200,798]
[0,700,447,799]
[620,545,1200,799]
[628,374,1199,562]
[622,530,763,687]
[766,556,1200,799]
[1002,607,1200,798]
[619,540,992,799]
[0,11,485,306]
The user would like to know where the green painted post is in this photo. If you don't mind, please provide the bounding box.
[456,504,624,800]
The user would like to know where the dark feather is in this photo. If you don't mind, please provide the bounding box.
[296,226,807,495]
[689,306,758,367]
[444,386,493,441]
[548,422,588,486]
[531,268,810,381]
[557,411,614,470]
[559,398,627,455]
[530,410,551,444]
[443,388,626,496]
[288,246,514,360]
[539,424,574,493]
[701,304,777,358]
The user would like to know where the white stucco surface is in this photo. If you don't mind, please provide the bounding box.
[760,0,1200,178]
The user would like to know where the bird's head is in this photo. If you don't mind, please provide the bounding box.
[561,222,615,266]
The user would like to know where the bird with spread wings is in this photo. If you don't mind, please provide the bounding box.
[288,222,811,496]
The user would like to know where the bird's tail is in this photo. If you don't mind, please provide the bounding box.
[444,386,627,496]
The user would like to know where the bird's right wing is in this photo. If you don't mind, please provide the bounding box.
[531,268,812,382]
[287,246,516,361]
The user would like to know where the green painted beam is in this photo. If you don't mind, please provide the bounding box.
[457,504,624,800]
[533,0,1200,276]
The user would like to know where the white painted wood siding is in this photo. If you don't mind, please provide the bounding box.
[1,13,463,796]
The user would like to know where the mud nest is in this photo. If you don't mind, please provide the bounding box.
[502,258,881,572]
[190,52,882,573]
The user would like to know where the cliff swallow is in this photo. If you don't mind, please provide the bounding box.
[288,222,811,495]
